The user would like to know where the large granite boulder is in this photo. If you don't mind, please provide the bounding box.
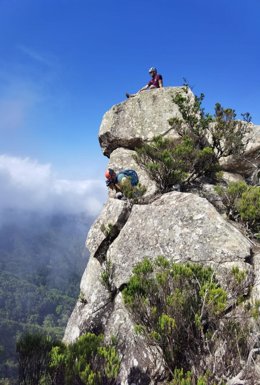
[107,192,252,289]
[63,256,111,343]
[64,198,131,343]
[99,87,185,157]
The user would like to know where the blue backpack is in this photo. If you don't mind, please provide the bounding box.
[117,169,139,186]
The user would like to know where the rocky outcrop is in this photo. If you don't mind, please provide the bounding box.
[64,88,260,384]
[99,87,184,157]
[64,192,254,384]
[107,192,252,289]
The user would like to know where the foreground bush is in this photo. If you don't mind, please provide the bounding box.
[17,332,120,385]
[123,256,253,383]
[49,333,120,385]
[17,333,59,385]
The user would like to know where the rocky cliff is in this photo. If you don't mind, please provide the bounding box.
[64,87,260,384]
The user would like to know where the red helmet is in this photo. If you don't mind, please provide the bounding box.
[105,168,116,179]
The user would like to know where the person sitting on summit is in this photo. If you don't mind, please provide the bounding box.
[105,168,139,199]
[126,67,163,98]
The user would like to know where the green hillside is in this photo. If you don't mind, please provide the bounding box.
[0,211,92,383]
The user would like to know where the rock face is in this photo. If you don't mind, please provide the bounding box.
[108,192,252,289]
[99,87,184,157]
[64,88,260,384]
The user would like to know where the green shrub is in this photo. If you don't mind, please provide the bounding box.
[78,291,88,304]
[238,186,260,235]
[169,368,225,385]
[16,333,59,385]
[120,180,147,202]
[49,333,120,385]
[169,86,251,160]
[134,86,251,192]
[210,104,251,159]
[215,181,260,237]
[215,181,248,218]
[100,223,114,237]
[134,135,218,192]
[100,259,116,295]
[123,256,251,383]
[16,332,120,385]
[123,257,227,372]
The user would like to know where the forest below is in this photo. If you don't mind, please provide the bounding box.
[0,210,93,383]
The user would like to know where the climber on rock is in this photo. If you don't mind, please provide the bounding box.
[105,168,139,199]
[126,67,163,98]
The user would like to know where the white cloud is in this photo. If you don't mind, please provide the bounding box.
[0,155,107,218]
[0,78,41,132]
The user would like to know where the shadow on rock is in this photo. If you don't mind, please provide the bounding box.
[127,366,151,385]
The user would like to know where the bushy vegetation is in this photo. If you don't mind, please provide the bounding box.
[16,332,120,385]
[14,256,258,384]
[134,135,218,191]
[49,333,120,385]
[100,259,116,296]
[120,180,147,202]
[215,181,260,238]
[17,333,58,385]
[0,271,76,381]
[123,256,254,384]
[0,212,90,383]
[134,86,251,192]
[169,368,225,385]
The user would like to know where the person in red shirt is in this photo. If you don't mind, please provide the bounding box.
[126,67,163,98]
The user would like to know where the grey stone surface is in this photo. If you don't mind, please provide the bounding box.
[251,252,260,301]
[64,190,255,380]
[86,198,131,260]
[64,198,132,344]
[245,124,260,153]
[107,192,252,289]
[197,183,226,213]
[105,293,165,385]
[221,171,245,184]
[99,87,184,156]
[63,255,112,343]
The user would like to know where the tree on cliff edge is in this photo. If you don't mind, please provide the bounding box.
[134,86,252,192]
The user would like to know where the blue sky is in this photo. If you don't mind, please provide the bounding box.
[0,0,259,216]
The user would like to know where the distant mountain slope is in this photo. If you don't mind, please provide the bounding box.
[0,210,93,382]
